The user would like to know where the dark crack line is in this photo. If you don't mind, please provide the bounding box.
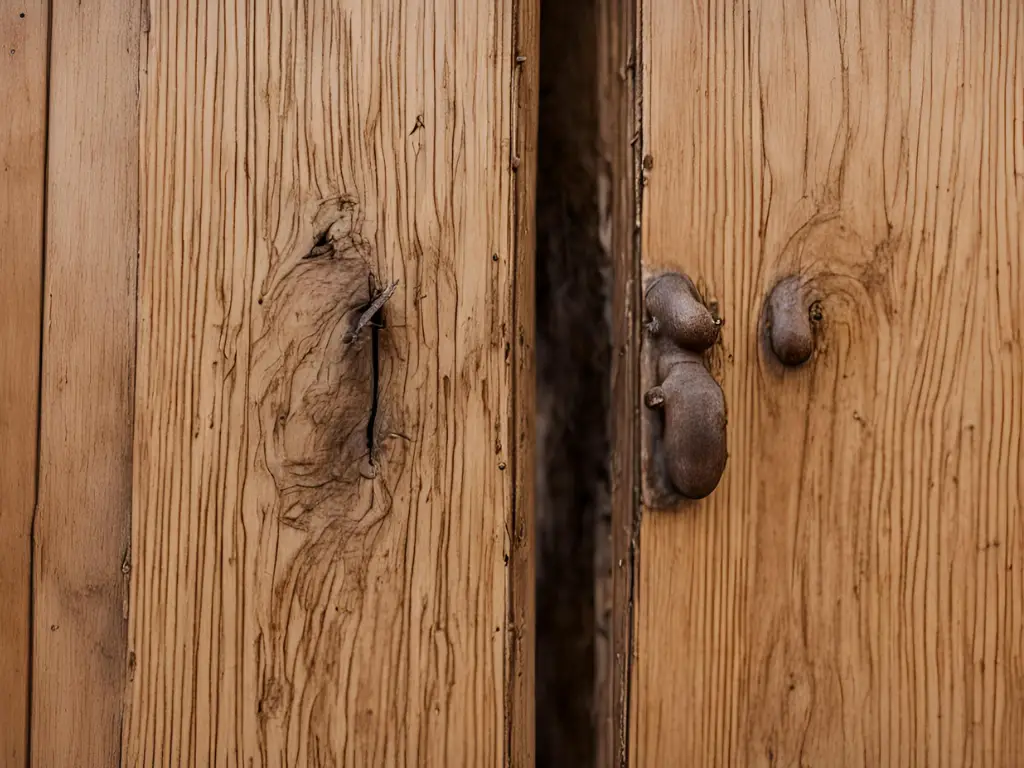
[365,288,390,463]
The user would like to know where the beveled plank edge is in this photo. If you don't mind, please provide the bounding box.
[598,0,642,764]
[508,0,540,764]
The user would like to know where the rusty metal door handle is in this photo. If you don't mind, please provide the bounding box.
[643,273,727,501]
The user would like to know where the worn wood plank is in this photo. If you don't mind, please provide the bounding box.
[510,0,538,764]
[0,2,48,764]
[32,0,140,764]
[596,0,639,765]
[632,0,1024,765]
[123,2,536,765]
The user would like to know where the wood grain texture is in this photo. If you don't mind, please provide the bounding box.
[597,0,640,765]
[32,0,140,764]
[510,0,538,764]
[123,2,535,765]
[633,0,1024,765]
[0,2,48,764]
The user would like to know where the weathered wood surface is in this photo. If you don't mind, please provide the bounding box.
[597,0,640,765]
[31,0,140,765]
[632,0,1024,765]
[123,2,536,766]
[511,1,540,765]
[0,3,48,763]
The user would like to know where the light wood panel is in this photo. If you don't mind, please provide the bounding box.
[123,2,536,765]
[32,0,140,764]
[0,3,48,763]
[632,0,1024,765]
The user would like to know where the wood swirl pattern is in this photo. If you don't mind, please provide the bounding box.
[124,2,535,765]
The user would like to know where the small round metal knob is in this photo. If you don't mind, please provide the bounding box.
[765,276,824,367]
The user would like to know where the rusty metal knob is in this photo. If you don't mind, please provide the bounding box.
[763,274,829,367]
[644,274,727,500]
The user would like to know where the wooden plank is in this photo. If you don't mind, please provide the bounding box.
[631,0,1024,765]
[0,2,48,764]
[122,2,536,765]
[32,0,140,765]
[596,0,640,766]
[510,0,538,764]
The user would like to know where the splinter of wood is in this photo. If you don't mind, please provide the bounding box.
[644,273,727,500]
[765,276,817,366]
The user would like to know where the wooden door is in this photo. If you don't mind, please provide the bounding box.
[618,0,1024,765]
[6,2,538,766]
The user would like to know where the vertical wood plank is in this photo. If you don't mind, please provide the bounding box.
[0,2,49,764]
[596,0,639,765]
[123,2,536,765]
[32,0,140,765]
[510,0,538,763]
[631,0,1024,765]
